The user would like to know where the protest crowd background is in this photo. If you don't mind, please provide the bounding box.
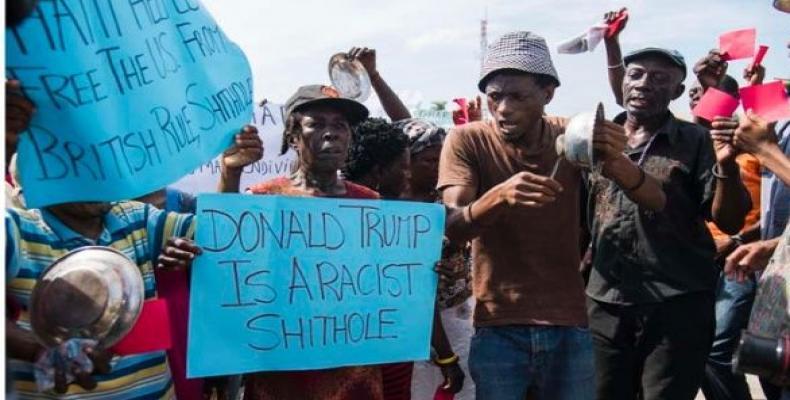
[3,0,790,400]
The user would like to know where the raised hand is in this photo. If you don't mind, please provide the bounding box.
[710,116,739,164]
[694,49,728,89]
[222,125,263,171]
[468,96,482,122]
[734,109,777,155]
[348,47,377,76]
[603,7,628,39]
[743,64,766,86]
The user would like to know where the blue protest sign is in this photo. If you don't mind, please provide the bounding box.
[187,194,444,378]
[6,0,252,208]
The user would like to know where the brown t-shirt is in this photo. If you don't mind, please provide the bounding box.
[437,117,587,327]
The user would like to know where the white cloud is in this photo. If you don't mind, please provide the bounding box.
[204,0,788,117]
[407,28,475,51]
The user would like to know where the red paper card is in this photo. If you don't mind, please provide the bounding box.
[434,387,455,400]
[750,45,769,70]
[112,299,172,356]
[452,98,469,124]
[719,28,756,61]
[692,88,740,121]
[753,45,769,65]
[606,9,629,38]
[740,81,790,122]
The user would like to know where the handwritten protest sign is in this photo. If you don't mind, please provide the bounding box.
[6,0,252,207]
[171,102,297,194]
[187,194,444,377]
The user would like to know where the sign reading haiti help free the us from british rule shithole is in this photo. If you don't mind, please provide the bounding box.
[6,0,252,207]
[188,194,444,377]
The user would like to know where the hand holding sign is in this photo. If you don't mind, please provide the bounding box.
[157,237,202,270]
[719,28,756,61]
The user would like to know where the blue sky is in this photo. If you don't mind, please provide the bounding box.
[205,0,788,119]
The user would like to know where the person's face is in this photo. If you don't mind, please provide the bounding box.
[377,148,411,199]
[291,106,352,174]
[688,82,704,111]
[48,202,112,219]
[409,144,442,194]
[622,56,685,120]
[485,73,554,142]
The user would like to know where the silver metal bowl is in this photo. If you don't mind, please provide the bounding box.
[328,52,372,102]
[29,246,144,348]
[564,103,604,169]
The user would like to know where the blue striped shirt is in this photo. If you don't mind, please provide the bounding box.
[6,201,194,399]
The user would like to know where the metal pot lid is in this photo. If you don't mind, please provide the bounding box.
[564,102,604,169]
[328,52,372,103]
[30,246,144,348]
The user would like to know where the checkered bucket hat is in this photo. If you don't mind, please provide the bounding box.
[479,31,560,92]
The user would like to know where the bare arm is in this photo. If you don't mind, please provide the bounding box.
[735,111,790,187]
[349,47,411,121]
[602,8,628,106]
[740,220,763,243]
[444,172,563,244]
[709,117,753,234]
[601,155,666,211]
[605,40,625,107]
[756,143,790,187]
[595,120,666,211]
[710,161,751,234]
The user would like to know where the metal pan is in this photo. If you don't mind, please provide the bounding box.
[564,102,604,169]
[29,246,144,348]
[328,52,372,102]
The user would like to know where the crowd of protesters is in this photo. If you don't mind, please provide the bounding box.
[4,1,790,399]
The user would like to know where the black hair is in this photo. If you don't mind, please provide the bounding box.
[482,69,559,91]
[280,111,304,155]
[718,75,740,99]
[344,118,409,181]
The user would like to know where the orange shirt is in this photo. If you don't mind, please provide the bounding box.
[707,154,761,240]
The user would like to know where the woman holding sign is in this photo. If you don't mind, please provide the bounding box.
[238,84,383,399]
